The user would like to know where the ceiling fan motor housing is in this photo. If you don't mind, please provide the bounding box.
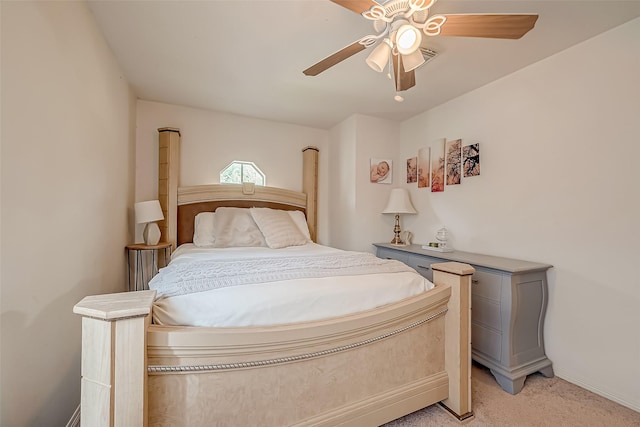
[372,0,430,33]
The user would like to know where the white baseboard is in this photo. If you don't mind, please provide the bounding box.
[554,368,640,413]
[66,404,80,427]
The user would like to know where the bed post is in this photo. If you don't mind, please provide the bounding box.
[158,127,181,250]
[73,290,156,426]
[432,262,475,421]
[302,146,319,242]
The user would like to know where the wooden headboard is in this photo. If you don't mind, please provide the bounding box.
[157,128,319,248]
[175,185,307,246]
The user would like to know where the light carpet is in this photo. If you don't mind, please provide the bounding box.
[384,363,640,426]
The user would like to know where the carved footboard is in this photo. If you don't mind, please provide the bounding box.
[74,262,473,426]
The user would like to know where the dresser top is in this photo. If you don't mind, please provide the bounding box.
[374,243,552,273]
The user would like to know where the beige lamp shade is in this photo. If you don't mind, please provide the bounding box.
[366,40,391,73]
[382,188,417,214]
[135,200,164,224]
[402,49,425,72]
[135,200,164,245]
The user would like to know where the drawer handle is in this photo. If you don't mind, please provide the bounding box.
[416,265,430,270]
[472,279,479,284]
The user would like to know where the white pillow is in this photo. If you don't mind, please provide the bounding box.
[288,210,312,242]
[193,212,216,247]
[212,207,267,248]
[250,208,309,249]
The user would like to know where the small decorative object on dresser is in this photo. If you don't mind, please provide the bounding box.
[374,242,554,394]
[423,226,454,252]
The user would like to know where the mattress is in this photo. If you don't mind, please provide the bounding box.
[150,243,434,327]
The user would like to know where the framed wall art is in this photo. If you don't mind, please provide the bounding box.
[463,143,481,177]
[370,158,392,184]
[406,157,417,183]
[418,147,430,188]
[431,139,445,192]
[445,139,462,185]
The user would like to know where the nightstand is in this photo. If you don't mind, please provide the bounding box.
[125,242,172,291]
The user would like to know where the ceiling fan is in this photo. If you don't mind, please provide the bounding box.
[303,0,538,101]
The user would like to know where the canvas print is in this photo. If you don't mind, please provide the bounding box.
[417,147,430,188]
[370,158,392,184]
[406,157,417,183]
[431,139,445,192]
[463,143,481,177]
[445,139,462,185]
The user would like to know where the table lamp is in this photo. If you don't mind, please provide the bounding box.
[382,188,417,245]
[135,200,164,245]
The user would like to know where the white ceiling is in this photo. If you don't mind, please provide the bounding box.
[88,0,640,129]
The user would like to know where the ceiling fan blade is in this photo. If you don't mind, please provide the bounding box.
[439,14,539,39]
[303,41,366,76]
[392,55,416,92]
[330,0,380,15]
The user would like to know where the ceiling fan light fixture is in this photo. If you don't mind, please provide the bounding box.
[303,1,539,103]
[396,24,422,55]
[401,48,426,72]
[365,39,391,72]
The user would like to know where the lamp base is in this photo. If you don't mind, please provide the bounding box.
[389,213,405,246]
[143,222,161,246]
[390,236,406,246]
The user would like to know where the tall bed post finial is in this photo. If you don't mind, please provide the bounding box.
[158,128,181,250]
[302,146,319,242]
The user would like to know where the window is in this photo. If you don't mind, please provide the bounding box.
[220,161,265,186]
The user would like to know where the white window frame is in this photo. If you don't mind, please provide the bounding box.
[219,161,265,186]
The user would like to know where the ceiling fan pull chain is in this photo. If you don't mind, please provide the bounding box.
[394,54,404,102]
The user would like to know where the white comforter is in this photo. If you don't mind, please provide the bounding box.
[151,243,434,327]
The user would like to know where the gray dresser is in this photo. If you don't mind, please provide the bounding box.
[374,243,554,394]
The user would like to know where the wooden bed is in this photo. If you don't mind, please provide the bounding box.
[74,128,474,426]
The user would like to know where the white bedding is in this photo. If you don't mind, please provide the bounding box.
[151,243,434,327]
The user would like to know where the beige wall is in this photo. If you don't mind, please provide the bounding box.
[327,116,358,250]
[399,18,640,411]
[328,115,402,252]
[0,2,135,425]
[135,100,331,243]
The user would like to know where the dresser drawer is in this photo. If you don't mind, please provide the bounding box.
[472,323,502,362]
[472,270,502,302]
[376,247,408,263]
[405,254,438,281]
[472,295,502,332]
